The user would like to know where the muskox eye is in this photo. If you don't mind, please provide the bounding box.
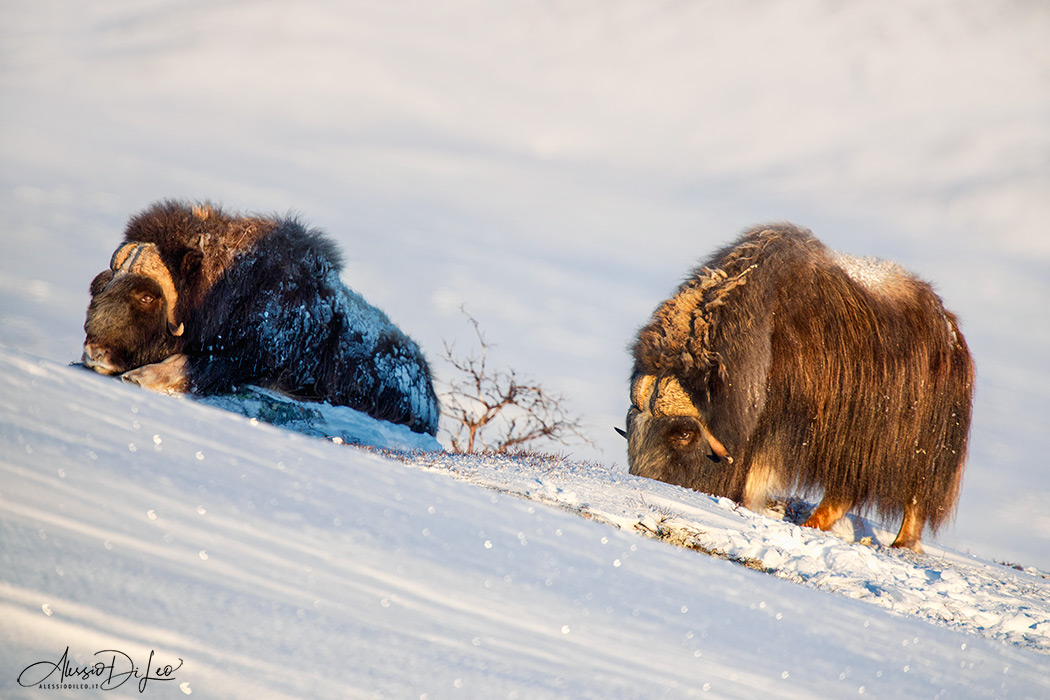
[139,293,155,305]
[670,429,696,447]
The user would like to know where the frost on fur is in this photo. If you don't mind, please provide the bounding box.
[82,200,439,435]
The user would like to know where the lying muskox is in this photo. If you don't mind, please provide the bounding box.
[624,224,974,552]
[82,200,440,435]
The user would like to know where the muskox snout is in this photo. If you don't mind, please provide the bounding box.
[82,342,119,375]
[626,407,737,495]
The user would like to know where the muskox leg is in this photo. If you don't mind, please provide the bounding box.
[890,501,925,554]
[801,496,852,531]
[741,457,781,512]
[120,353,190,394]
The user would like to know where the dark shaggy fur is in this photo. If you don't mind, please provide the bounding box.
[625,224,974,551]
[83,200,440,435]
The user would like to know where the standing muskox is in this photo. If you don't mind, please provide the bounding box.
[82,200,440,436]
[624,224,974,552]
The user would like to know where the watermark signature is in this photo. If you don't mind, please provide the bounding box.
[17,646,183,693]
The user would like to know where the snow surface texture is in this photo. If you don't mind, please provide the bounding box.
[401,451,1050,656]
[3,349,1049,699]
[198,384,439,453]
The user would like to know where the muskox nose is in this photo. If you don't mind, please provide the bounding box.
[82,343,117,375]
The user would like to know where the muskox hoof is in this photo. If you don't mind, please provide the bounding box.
[800,498,852,532]
[121,354,190,394]
[890,539,924,555]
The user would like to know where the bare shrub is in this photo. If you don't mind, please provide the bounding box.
[440,309,593,454]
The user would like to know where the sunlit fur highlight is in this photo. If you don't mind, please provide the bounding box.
[626,224,974,549]
[82,200,439,435]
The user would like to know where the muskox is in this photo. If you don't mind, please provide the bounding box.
[624,224,974,552]
[82,200,440,435]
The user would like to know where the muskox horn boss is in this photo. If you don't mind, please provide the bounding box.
[110,242,184,336]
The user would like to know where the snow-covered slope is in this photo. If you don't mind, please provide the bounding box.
[3,349,1048,699]
[402,451,1050,656]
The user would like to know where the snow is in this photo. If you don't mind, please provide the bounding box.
[400,450,1050,655]
[831,252,909,293]
[199,384,439,453]
[3,348,1049,699]
[2,0,1048,573]
[2,1,1050,696]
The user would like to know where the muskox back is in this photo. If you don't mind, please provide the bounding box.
[83,200,440,436]
[625,224,974,551]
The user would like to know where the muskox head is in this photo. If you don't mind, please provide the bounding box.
[625,373,736,494]
[82,242,185,375]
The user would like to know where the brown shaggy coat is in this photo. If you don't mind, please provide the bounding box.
[626,224,974,551]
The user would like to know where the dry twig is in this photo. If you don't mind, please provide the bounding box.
[440,309,593,454]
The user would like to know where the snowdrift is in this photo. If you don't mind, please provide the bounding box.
[2,347,1048,699]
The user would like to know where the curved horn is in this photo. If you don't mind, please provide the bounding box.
[630,374,657,412]
[109,243,184,336]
